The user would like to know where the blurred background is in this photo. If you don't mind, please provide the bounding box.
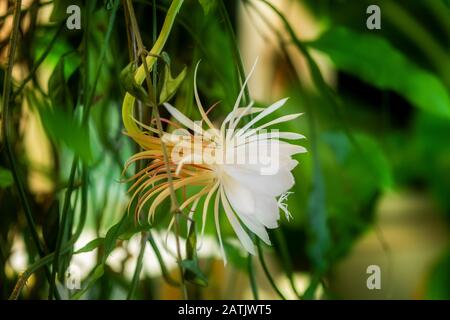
[0,0,449,300]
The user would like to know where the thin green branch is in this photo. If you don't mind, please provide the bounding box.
[247,254,259,300]
[11,22,65,100]
[0,0,52,22]
[147,231,180,286]
[256,240,286,300]
[49,0,119,299]
[9,166,89,300]
[274,229,301,298]
[124,0,188,299]
[1,0,61,299]
[127,232,148,299]
[218,0,251,106]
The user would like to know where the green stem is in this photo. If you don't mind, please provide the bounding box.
[1,0,60,299]
[9,166,89,300]
[274,229,301,298]
[247,254,259,300]
[12,22,64,100]
[48,157,78,299]
[121,0,184,136]
[124,0,188,299]
[147,231,180,286]
[218,0,251,105]
[256,239,286,300]
[1,0,38,256]
[382,1,450,86]
[49,0,120,299]
[127,232,148,299]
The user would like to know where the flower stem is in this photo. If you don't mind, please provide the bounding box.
[9,166,89,300]
[123,0,188,299]
[218,0,251,106]
[256,239,286,300]
[48,0,119,299]
[127,232,148,299]
[247,254,259,299]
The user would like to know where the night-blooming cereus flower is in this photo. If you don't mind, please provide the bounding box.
[123,61,307,263]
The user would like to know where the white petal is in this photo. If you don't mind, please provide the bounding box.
[238,113,303,140]
[237,212,271,245]
[253,194,280,229]
[214,189,227,264]
[236,97,289,137]
[163,102,214,139]
[223,165,295,197]
[220,187,256,255]
[194,62,216,130]
[236,132,306,147]
[221,173,255,215]
[279,141,308,156]
[228,58,258,127]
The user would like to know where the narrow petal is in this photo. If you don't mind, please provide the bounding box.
[238,113,304,140]
[228,58,258,128]
[214,188,227,264]
[221,173,255,215]
[163,102,214,139]
[236,97,289,137]
[194,62,216,130]
[237,211,271,245]
[220,187,256,255]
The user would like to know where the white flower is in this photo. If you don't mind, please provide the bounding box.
[123,61,306,262]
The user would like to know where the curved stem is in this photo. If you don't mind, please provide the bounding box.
[121,0,184,136]
[11,22,64,100]
[48,0,120,299]
[127,232,148,299]
[123,0,187,299]
[274,229,301,298]
[147,231,180,287]
[9,166,89,300]
[256,239,286,300]
[218,0,251,106]
[247,254,259,299]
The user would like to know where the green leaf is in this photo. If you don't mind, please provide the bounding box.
[198,0,217,15]
[181,259,208,287]
[0,167,13,188]
[120,62,151,105]
[223,241,247,271]
[426,250,450,299]
[309,27,450,119]
[74,238,105,254]
[323,132,393,191]
[71,214,148,297]
[182,221,208,287]
[159,62,187,104]
[48,53,80,112]
[40,108,92,162]
[71,265,104,300]
[27,91,93,163]
[42,200,60,252]
[185,221,197,261]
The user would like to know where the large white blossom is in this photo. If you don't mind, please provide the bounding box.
[124,62,307,262]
